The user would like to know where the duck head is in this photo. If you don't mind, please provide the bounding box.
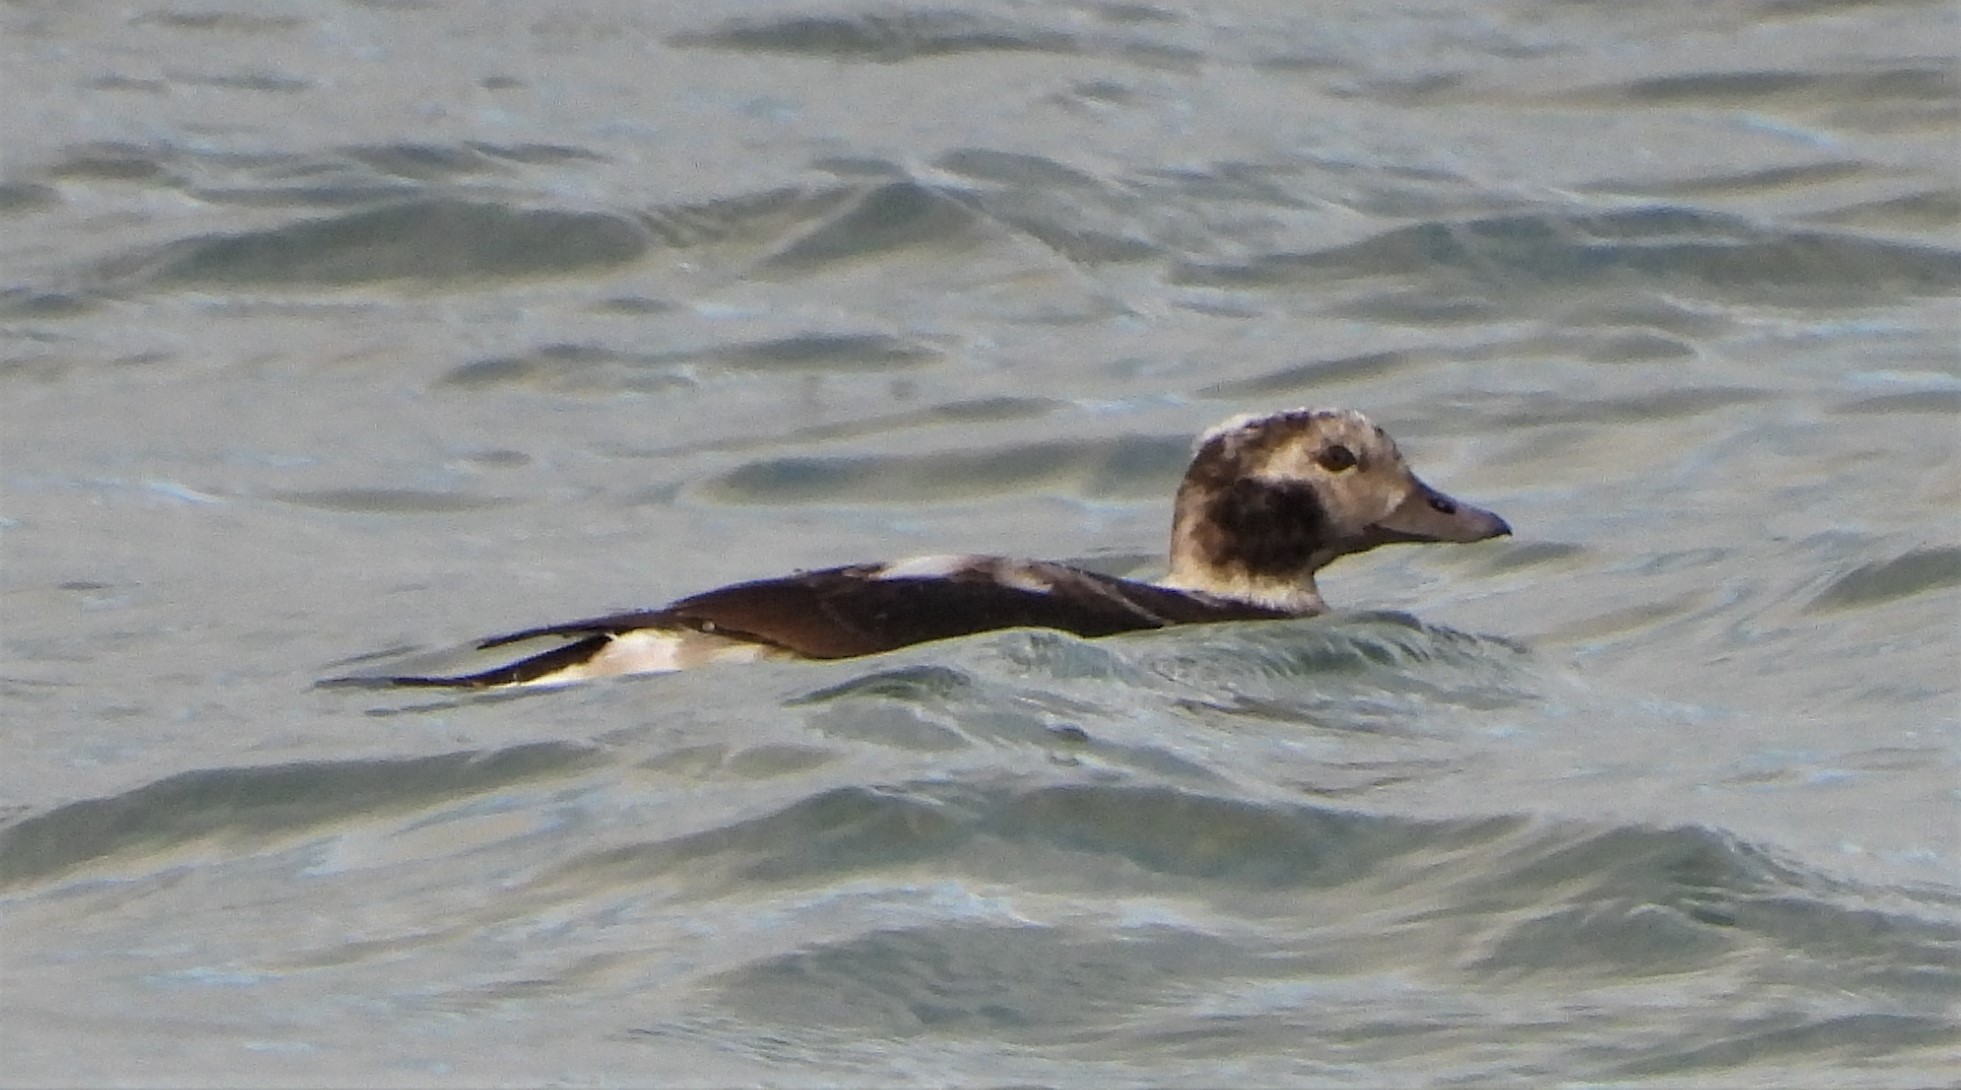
[1162,408,1510,613]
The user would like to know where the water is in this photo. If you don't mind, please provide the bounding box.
[3,0,1958,1084]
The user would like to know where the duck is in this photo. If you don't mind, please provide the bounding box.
[369,408,1510,688]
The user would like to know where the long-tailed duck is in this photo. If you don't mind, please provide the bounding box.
[370,408,1509,688]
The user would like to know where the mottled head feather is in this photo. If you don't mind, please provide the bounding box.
[1163,407,1501,611]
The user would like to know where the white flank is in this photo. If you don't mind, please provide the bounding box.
[518,629,776,686]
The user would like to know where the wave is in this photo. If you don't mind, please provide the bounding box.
[0,741,600,889]
[6,612,1955,1082]
[1170,205,1961,305]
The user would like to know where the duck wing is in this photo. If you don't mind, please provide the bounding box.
[381,558,1288,687]
[639,558,1288,658]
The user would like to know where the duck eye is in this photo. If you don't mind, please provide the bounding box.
[1316,444,1358,472]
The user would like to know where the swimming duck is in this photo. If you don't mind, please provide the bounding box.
[374,408,1509,688]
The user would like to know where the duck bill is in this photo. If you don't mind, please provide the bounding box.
[1365,479,1511,545]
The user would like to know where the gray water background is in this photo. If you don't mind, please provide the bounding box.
[2,1,1958,1085]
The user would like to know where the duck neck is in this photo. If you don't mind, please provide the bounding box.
[1158,561,1328,615]
[1159,481,1334,615]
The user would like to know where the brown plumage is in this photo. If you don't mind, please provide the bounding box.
[367,408,1509,689]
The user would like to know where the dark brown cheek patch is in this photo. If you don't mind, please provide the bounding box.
[1199,478,1330,576]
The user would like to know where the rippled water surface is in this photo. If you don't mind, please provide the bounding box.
[3,0,1958,1085]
